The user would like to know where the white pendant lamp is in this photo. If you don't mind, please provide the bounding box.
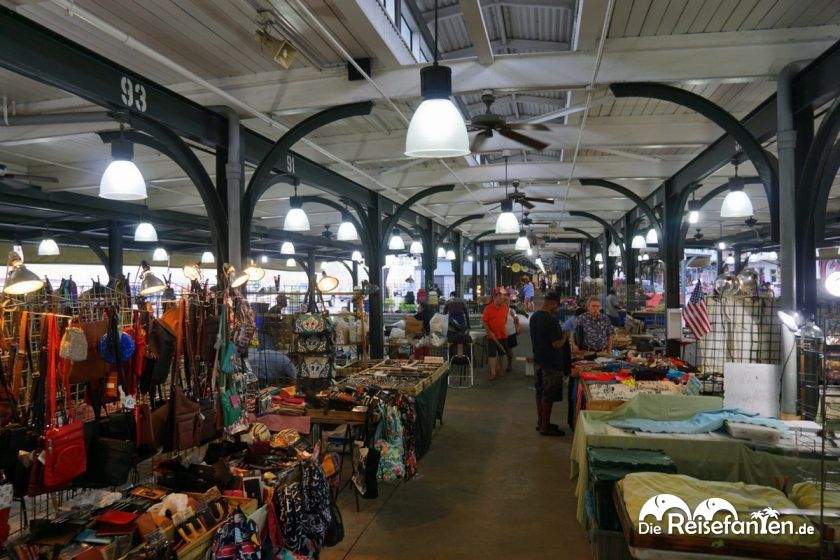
[495,200,519,234]
[319,261,328,272]
[642,253,650,261]
[725,254,735,265]
[637,254,643,262]
[720,189,753,218]
[645,228,658,245]
[631,234,646,249]
[99,137,147,200]
[526,247,533,256]
[388,229,405,251]
[134,222,158,242]
[38,237,60,256]
[200,251,215,264]
[409,240,423,255]
[608,241,620,257]
[152,247,168,262]
[718,241,727,250]
[467,253,474,262]
[284,195,310,232]
[436,246,446,259]
[224,263,248,288]
[594,252,603,262]
[445,248,456,260]
[336,212,358,241]
[260,255,268,264]
[351,250,363,263]
[3,250,44,295]
[404,1,469,158]
[286,257,296,267]
[515,231,530,251]
[280,241,295,255]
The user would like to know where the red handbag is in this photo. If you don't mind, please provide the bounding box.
[41,314,86,488]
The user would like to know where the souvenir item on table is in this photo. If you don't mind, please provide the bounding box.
[294,313,331,335]
[299,357,333,380]
[211,507,261,560]
[58,324,87,362]
[271,428,301,450]
[67,319,109,384]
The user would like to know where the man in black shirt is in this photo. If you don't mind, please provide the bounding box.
[529,293,569,436]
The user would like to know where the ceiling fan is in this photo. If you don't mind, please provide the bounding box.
[693,229,704,241]
[321,225,334,240]
[468,90,550,153]
[521,212,554,228]
[0,163,58,190]
[489,181,554,210]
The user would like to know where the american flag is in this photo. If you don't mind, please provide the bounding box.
[684,279,712,340]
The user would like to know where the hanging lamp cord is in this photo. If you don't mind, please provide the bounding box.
[433,0,439,66]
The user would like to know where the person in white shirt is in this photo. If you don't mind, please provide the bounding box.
[504,296,520,373]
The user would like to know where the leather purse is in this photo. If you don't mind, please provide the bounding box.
[59,325,87,362]
[0,359,18,428]
[294,313,331,335]
[294,333,330,354]
[68,320,109,384]
[299,356,333,379]
[199,398,219,444]
[169,385,202,452]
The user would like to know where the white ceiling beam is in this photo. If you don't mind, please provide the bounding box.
[589,147,661,163]
[444,39,571,59]
[15,26,837,116]
[458,0,494,65]
[522,95,613,123]
[327,0,416,67]
[466,94,566,113]
[421,0,574,22]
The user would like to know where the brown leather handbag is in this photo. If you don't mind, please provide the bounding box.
[168,385,202,451]
[68,320,109,384]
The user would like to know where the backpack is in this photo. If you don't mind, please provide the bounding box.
[211,507,261,560]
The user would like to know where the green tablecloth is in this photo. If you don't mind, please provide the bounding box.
[414,370,449,459]
[570,394,824,525]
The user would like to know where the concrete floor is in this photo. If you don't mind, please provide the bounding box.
[322,328,593,560]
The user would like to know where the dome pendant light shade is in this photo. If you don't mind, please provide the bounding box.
[283,196,310,232]
[99,140,146,200]
[642,253,650,261]
[631,234,646,249]
[495,200,520,234]
[594,253,603,263]
[139,261,165,296]
[152,247,168,262]
[445,248,456,260]
[515,231,530,251]
[286,258,296,267]
[388,230,405,251]
[336,215,358,241]
[645,228,658,245]
[720,189,753,218]
[688,210,699,224]
[4,251,44,295]
[280,242,295,255]
[200,251,215,264]
[436,246,446,259]
[409,240,423,255]
[467,254,474,262]
[351,250,363,263]
[718,241,727,250]
[608,241,620,257]
[405,65,469,158]
[38,238,60,256]
[134,222,158,242]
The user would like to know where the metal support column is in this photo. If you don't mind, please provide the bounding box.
[307,249,316,292]
[368,197,385,359]
[107,221,123,282]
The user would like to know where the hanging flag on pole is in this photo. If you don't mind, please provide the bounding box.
[684,279,712,340]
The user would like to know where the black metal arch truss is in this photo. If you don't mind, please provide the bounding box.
[568,211,626,264]
[611,82,780,242]
[578,179,662,240]
[436,214,483,249]
[381,185,455,244]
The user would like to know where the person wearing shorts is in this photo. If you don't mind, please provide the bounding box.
[529,293,569,436]
[482,288,509,380]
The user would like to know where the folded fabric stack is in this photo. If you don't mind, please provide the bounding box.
[272,394,307,416]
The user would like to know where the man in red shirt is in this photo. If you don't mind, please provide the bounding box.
[482,287,509,380]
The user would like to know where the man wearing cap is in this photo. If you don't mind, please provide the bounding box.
[529,293,568,436]
[482,288,509,380]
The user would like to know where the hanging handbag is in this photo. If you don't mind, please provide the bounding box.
[294,313,331,335]
[220,387,242,427]
[40,314,86,489]
[0,358,19,428]
[294,334,330,354]
[67,320,109,384]
[168,385,202,452]
[142,318,176,389]
[233,300,257,351]
[59,324,87,362]
[299,356,333,379]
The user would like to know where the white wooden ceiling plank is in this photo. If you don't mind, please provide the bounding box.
[687,0,723,34]
[754,0,799,29]
[654,0,689,35]
[624,0,654,37]
[719,0,760,31]
[792,0,834,26]
[607,0,634,38]
[737,0,779,31]
[639,0,671,36]
[670,1,705,35]
[770,0,812,28]
[703,0,741,32]
[303,0,368,59]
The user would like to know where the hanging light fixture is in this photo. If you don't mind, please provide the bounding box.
[515,230,530,251]
[317,272,339,292]
[138,261,165,296]
[183,262,201,281]
[99,126,147,200]
[284,184,310,231]
[200,251,215,264]
[645,228,658,245]
[637,254,643,262]
[244,260,266,281]
[494,154,520,234]
[280,241,295,255]
[152,247,168,262]
[436,246,446,259]
[720,161,753,218]
[286,257,296,267]
[826,271,840,298]
[526,247,533,256]
[718,241,727,250]
[409,240,423,255]
[3,250,43,295]
[38,236,60,257]
[594,252,603,262]
[642,253,650,261]
[134,222,158,242]
[224,263,249,288]
[445,247,456,260]
[467,253,474,262]
[725,254,735,265]
[351,250,363,263]
[260,255,268,264]
[388,228,405,251]
[631,234,646,249]
[336,211,358,241]
[608,241,620,258]
[404,0,469,158]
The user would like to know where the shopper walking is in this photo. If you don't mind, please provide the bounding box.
[504,296,520,373]
[604,287,623,326]
[529,293,568,436]
[572,296,614,353]
[482,288,509,381]
[524,279,535,312]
